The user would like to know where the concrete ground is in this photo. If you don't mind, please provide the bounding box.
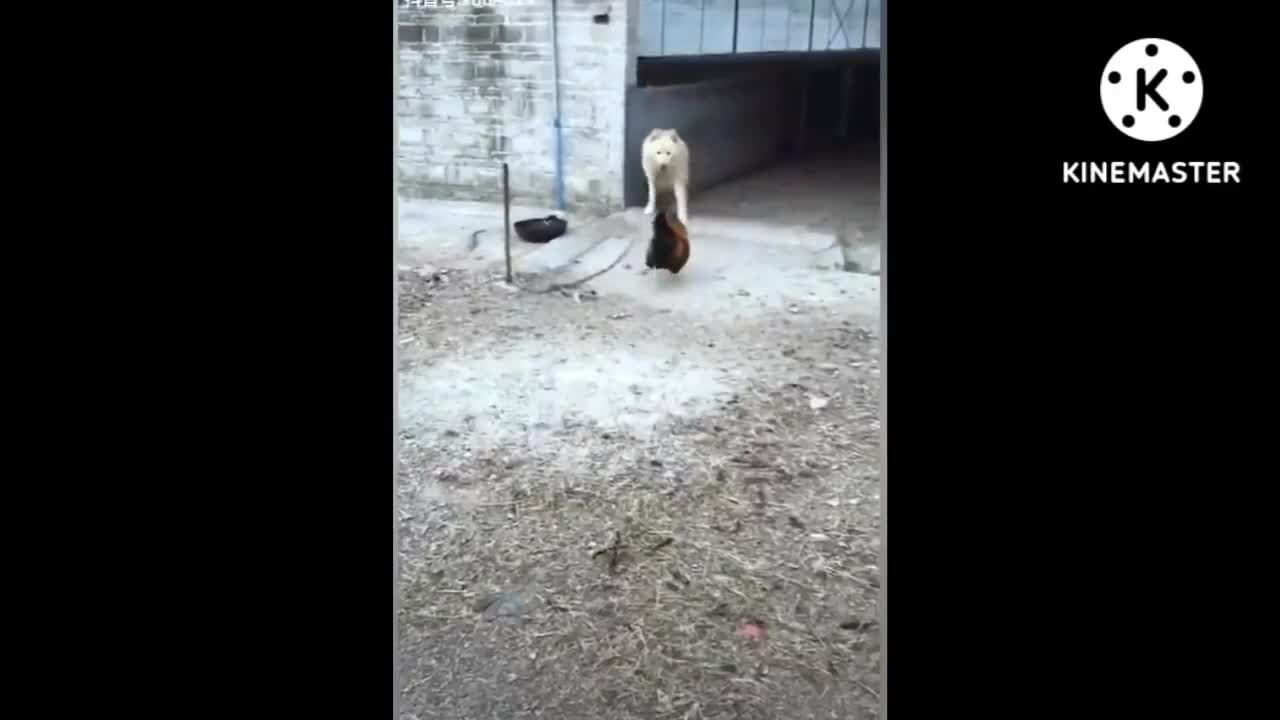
[397,151,882,719]
[398,148,881,319]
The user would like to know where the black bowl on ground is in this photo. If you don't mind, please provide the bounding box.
[513,215,568,244]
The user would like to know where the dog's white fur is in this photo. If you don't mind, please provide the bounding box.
[641,128,690,225]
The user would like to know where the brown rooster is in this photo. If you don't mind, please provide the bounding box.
[644,210,690,274]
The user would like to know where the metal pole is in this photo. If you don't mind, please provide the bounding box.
[699,0,706,54]
[861,0,870,48]
[550,0,565,211]
[660,0,667,55]
[503,163,512,283]
[807,0,816,51]
[732,0,740,53]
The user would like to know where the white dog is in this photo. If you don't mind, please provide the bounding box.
[641,128,690,225]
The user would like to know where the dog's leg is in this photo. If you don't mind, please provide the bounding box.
[673,182,689,225]
[643,177,657,216]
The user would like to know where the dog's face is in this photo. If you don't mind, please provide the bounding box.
[646,129,682,167]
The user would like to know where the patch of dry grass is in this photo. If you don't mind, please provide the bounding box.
[397,269,880,720]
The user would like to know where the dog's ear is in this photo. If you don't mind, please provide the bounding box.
[667,129,683,143]
[646,128,663,141]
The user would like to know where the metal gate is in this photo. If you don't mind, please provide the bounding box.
[637,0,880,56]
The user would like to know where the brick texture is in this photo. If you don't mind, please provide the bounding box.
[398,2,629,215]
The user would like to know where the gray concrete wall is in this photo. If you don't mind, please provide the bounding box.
[397,2,629,215]
[624,74,790,208]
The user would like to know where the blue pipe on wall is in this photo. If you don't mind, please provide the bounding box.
[550,0,566,211]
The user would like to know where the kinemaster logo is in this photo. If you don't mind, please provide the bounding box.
[1063,38,1242,185]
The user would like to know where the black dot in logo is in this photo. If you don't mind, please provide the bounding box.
[1183,71,1195,83]
[1169,115,1182,128]
[1108,71,1121,84]
[1122,115,1135,128]
[1146,43,1158,56]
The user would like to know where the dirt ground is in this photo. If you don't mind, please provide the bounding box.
[397,155,881,720]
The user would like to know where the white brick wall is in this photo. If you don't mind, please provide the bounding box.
[398,2,630,216]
